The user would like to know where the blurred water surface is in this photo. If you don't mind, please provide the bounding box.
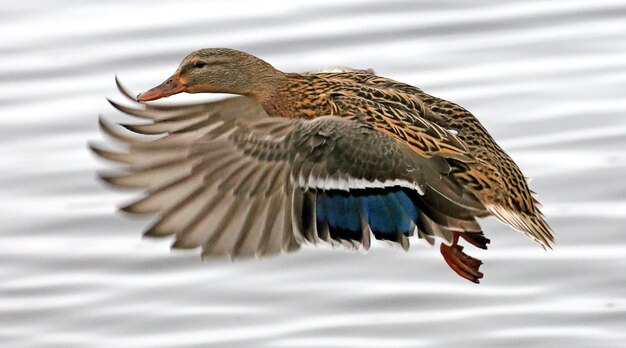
[1,1,625,347]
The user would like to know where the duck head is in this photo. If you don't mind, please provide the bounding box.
[136,48,282,102]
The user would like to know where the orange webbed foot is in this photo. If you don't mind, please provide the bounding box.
[440,233,484,283]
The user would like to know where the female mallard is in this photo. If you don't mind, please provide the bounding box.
[92,48,553,283]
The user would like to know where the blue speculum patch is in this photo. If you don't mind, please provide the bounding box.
[315,188,420,242]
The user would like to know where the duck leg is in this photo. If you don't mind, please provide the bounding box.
[440,232,484,283]
[460,231,490,250]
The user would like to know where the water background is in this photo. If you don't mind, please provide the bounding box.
[1,1,625,347]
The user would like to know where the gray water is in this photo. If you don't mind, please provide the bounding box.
[1,1,625,347]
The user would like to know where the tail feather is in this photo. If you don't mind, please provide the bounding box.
[487,204,554,249]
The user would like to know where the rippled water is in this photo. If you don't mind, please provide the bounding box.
[1,1,626,347]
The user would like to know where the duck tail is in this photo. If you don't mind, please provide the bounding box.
[487,204,554,249]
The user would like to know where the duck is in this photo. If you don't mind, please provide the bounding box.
[91,48,554,283]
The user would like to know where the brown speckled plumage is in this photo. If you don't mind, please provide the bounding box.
[266,71,553,248]
[92,48,553,283]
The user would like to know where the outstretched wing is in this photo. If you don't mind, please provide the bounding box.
[91,79,487,259]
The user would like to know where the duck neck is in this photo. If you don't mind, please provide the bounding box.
[253,73,333,118]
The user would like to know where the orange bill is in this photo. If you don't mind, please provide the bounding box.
[136,74,186,102]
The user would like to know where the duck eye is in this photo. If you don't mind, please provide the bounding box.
[194,61,206,69]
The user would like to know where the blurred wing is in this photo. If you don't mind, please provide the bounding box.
[92,79,486,259]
